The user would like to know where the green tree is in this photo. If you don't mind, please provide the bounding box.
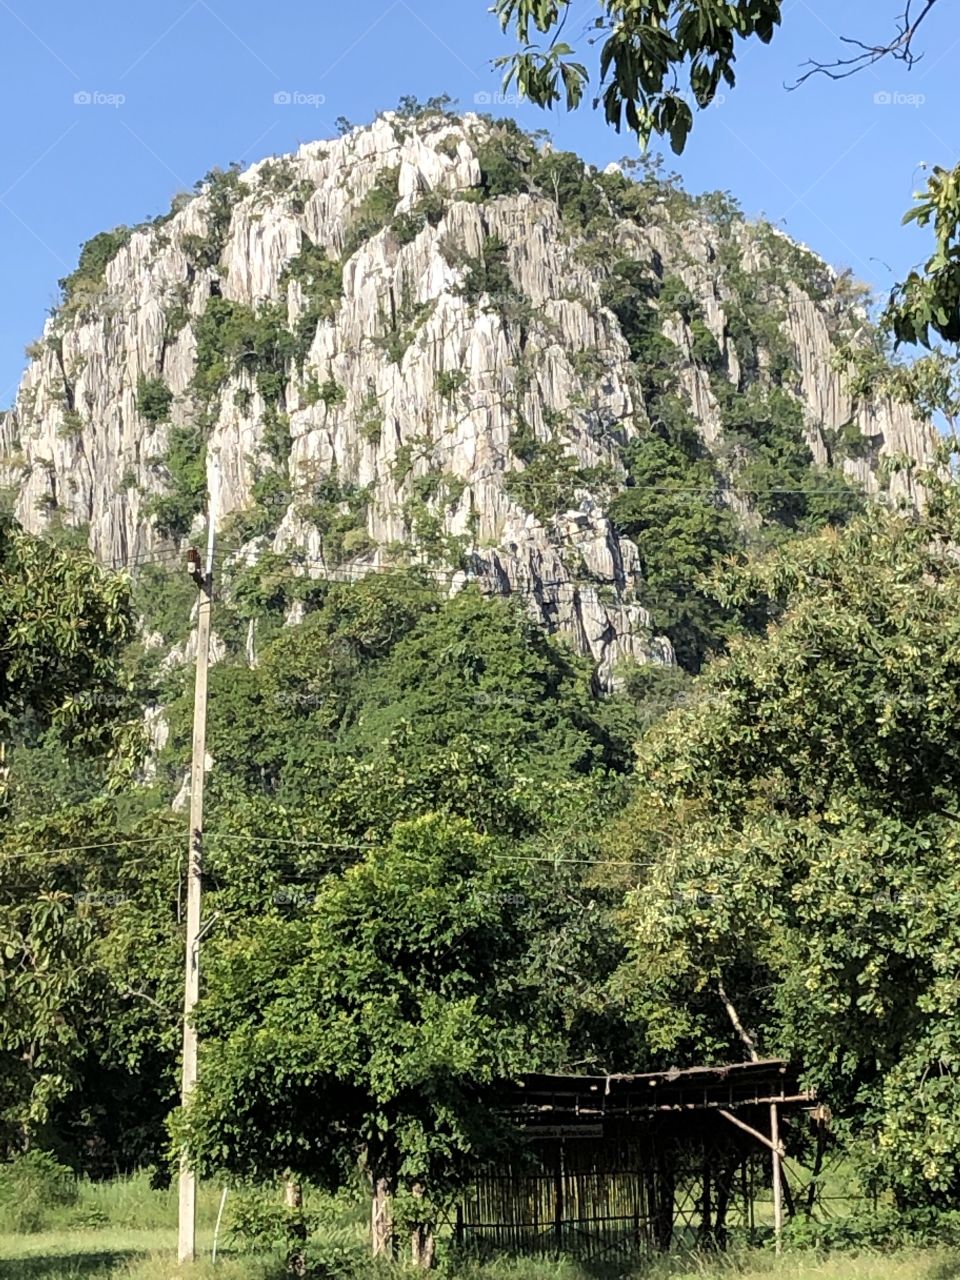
[0,803,182,1162]
[178,813,620,1260]
[609,481,960,1201]
[0,517,142,798]
[161,573,634,826]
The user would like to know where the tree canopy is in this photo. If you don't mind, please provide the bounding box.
[179,814,617,1210]
[608,477,960,1200]
[0,516,141,805]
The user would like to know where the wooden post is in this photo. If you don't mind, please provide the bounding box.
[554,1145,564,1251]
[177,458,218,1266]
[700,1151,712,1244]
[770,1102,783,1255]
[284,1177,306,1277]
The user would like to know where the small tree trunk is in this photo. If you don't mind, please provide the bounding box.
[409,1183,435,1270]
[371,1175,394,1258]
[284,1176,306,1277]
[410,1220,436,1269]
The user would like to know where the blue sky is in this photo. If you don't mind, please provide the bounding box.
[0,0,956,400]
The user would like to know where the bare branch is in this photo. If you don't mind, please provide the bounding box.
[789,0,942,88]
[122,986,166,1012]
[718,979,760,1062]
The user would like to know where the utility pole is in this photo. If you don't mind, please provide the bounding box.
[178,458,219,1265]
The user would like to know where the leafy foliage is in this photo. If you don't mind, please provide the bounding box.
[493,0,783,151]
[343,168,401,258]
[192,297,295,406]
[611,483,960,1201]
[58,228,132,309]
[296,470,371,566]
[136,376,173,425]
[0,803,182,1163]
[0,518,139,770]
[0,1150,76,1231]
[181,812,618,1219]
[610,421,740,672]
[280,238,344,361]
[181,163,244,269]
[145,424,207,541]
[455,236,515,308]
[890,163,960,347]
[504,434,614,523]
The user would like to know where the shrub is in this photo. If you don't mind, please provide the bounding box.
[0,1150,77,1233]
[146,424,207,540]
[394,93,457,120]
[374,298,434,366]
[227,468,292,543]
[392,191,447,246]
[261,409,291,466]
[192,297,295,406]
[392,210,426,246]
[297,471,370,566]
[58,227,132,306]
[785,1205,960,1251]
[137,375,174,424]
[359,384,384,445]
[318,378,347,411]
[281,238,344,362]
[473,121,536,198]
[456,235,513,308]
[503,438,591,522]
[182,163,244,268]
[434,369,467,402]
[343,167,401,257]
[57,409,84,439]
[256,159,315,212]
[529,148,606,227]
[133,561,199,646]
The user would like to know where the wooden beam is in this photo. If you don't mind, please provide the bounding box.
[522,1093,814,1117]
[717,1109,777,1154]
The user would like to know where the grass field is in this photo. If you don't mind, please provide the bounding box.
[1,1172,958,1280]
[1,1235,959,1280]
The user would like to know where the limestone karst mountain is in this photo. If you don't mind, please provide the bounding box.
[0,107,938,682]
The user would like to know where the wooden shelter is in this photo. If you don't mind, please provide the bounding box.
[456,1059,814,1259]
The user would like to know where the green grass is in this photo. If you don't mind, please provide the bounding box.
[0,1229,279,1279]
[0,1239,958,1280]
[0,1173,957,1280]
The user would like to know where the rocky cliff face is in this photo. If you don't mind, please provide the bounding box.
[0,111,938,682]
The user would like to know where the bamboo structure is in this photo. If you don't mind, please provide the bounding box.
[454,1059,813,1260]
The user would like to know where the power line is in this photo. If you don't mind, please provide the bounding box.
[0,836,174,862]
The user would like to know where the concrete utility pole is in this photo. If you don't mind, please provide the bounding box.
[178,459,219,1265]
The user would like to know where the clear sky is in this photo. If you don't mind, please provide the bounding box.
[0,0,956,400]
